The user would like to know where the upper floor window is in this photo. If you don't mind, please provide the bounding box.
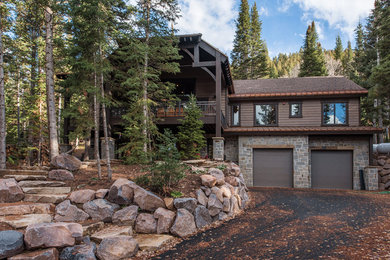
[323,102,348,125]
[254,103,278,126]
[289,102,302,118]
[232,104,240,126]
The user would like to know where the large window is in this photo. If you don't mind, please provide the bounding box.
[323,102,348,125]
[231,104,240,126]
[289,102,302,118]
[254,104,278,126]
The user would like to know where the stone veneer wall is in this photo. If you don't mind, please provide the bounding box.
[309,136,370,190]
[225,136,238,163]
[238,136,310,187]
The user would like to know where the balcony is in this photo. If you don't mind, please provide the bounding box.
[156,101,216,118]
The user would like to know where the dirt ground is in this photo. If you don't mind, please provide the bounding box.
[154,188,390,259]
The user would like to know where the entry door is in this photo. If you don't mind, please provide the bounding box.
[253,149,293,187]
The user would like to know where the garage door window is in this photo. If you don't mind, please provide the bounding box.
[322,102,347,125]
[254,104,278,126]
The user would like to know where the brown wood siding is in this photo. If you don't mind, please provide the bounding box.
[240,102,254,127]
[221,86,226,116]
[348,98,360,126]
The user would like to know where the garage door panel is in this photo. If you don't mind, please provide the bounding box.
[311,150,353,189]
[253,149,293,187]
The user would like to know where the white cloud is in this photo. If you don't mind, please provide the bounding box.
[278,0,293,13]
[259,7,269,17]
[175,0,237,54]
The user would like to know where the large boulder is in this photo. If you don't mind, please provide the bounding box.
[223,198,230,212]
[220,185,232,199]
[154,207,175,234]
[9,248,59,260]
[51,153,82,171]
[55,200,90,222]
[207,193,223,217]
[0,178,24,203]
[60,242,96,260]
[200,175,216,188]
[83,199,119,222]
[194,205,212,229]
[24,222,83,249]
[48,169,74,181]
[91,226,132,243]
[133,187,165,212]
[112,205,139,226]
[170,208,197,238]
[107,179,135,205]
[135,213,157,234]
[96,236,138,260]
[0,230,24,259]
[69,189,96,204]
[196,189,208,206]
[95,189,109,199]
[173,198,197,214]
[225,176,239,187]
[211,187,223,203]
[208,168,225,185]
[0,203,53,216]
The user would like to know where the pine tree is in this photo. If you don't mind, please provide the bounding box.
[334,35,343,60]
[299,21,328,77]
[342,41,354,77]
[0,3,7,169]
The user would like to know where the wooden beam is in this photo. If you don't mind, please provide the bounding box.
[192,61,216,67]
[216,52,221,137]
[194,45,199,63]
[201,67,216,81]
[182,48,194,61]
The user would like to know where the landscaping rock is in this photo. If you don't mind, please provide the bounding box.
[170,208,197,238]
[173,198,197,214]
[135,234,173,252]
[164,197,174,210]
[220,185,232,198]
[133,187,165,212]
[196,189,208,206]
[55,200,89,222]
[112,205,139,226]
[0,178,24,203]
[60,243,96,260]
[208,168,225,185]
[200,175,216,188]
[96,236,138,260]
[0,203,53,216]
[9,248,58,260]
[225,176,239,186]
[22,187,71,194]
[153,207,175,234]
[0,230,24,259]
[0,214,53,229]
[211,187,224,202]
[51,153,82,171]
[24,194,67,204]
[48,169,74,181]
[95,189,109,199]
[91,226,132,243]
[107,178,135,205]
[18,180,65,187]
[230,196,240,214]
[83,199,119,222]
[230,163,241,177]
[207,193,223,217]
[223,198,230,212]
[69,189,96,204]
[3,175,47,181]
[24,222,83,249]
[135,213,157,234]
[194,205,212,229]
[82,222,104,236]
[218,212,228,221]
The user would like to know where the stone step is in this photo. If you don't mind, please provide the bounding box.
[0,169,48,177]
[22,187,71,194]
[24,194,67,204]
[18,180,66,187]
[0,203,54,216]
[3,175,47,181]
[91,225,133,243]
[135,234,174,252]
[0,214,52,229]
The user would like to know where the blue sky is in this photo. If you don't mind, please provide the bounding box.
[175,0,376,58]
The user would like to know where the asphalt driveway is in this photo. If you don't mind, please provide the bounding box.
[154,188,390,259]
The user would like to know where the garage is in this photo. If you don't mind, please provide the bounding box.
[311,150,353,189]
[253,149,293,187]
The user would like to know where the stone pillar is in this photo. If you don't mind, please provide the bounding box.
[212,137,224,161]
[364,167,379,191]
[100,137,115,160]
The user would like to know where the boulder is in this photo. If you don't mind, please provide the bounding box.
[223,198,230,212]
[225,176,239,186]
[83,199,119,222]
[51,153,82,171]
[0,214,53,229]
[173,198,197,214]
[0,203,53,216]
[230,163,241,177]
[107,178,134,205]
[230,196,240,214]
[153,208,175,234]
[207,193,223,217]
[55,200,90,222]
[91,226,132,243]
[135,213,157,234]
[0,178,24,203]
[22,187,71,194]
[196,189,208,206]
[24,222,83,249]
[95,189,109,199]
[9,248,59,260]
[164,197,174,210]
[96,236,138,260]
[170,208,197,238]
[135,234,174,252]
[48,169,74,181]
[194,205,212,229]
[69,189,96,204]
[60,243,96,260]
[220,185,232,199]
[133,187,165,212]
[0,230,24,259]
[200,175,216,188]
[18,181,65,187]
[112,205,139,226]
[24,194,67,204]
[211,187,223,202]
[83,222,104,237]
[208,168,225,185]
[218,212,228,221]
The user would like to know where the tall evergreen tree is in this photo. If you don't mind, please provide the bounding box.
[0,3,7,169]
[334,35,343,60]
[342,41,354,77]
[299,21,328,77]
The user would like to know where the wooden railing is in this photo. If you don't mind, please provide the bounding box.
[156,101,216,117]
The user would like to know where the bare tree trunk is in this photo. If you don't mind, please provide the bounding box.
[58,93,61,143]
[28,28,38,165]
[16,68,21,143]
[142,2,151,154]
[0,14,6,169]
[84,132,90,161]
[45,6,59,160]
[38,99,42,166]
[94,63,101,179]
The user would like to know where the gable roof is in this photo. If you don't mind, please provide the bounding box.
[230,77,368,99]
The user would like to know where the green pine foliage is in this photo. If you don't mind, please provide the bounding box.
[334,35,343,60]
[342,41,354,77]
[177,95,206,160]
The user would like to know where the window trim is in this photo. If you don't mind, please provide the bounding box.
[289,101,303,118]
[321,101,349,126]
[253,103,279,127]
[231,104,241,127]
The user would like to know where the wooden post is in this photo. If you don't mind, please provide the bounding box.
[215,52,221,137]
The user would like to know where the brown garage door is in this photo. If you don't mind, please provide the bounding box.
[311,150,353,189]
[253,149,293,187]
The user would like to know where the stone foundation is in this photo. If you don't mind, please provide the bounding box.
[364,167,379,191]
[224,136,238,163]
[212,137,224,161]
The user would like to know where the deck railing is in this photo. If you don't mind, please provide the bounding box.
[156,101,216,117]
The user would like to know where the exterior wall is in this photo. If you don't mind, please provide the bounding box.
[238,136,310,187]
[225,136,238,163]
[364,167,379,191]
[309,136,370,190]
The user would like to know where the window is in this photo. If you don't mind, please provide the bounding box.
[322,102,348,125]
[231,104,240,126]
[254,104,278,126]
[289,102,302,118]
